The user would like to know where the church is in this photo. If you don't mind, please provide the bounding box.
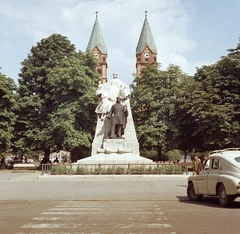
[86,11,158,83]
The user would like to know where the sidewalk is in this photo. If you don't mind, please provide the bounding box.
[0,169,192,181]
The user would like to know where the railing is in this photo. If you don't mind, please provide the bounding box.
[41,162,188,175]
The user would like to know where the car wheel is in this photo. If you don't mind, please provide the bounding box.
[218,184,231,207]
[187,182,203,201]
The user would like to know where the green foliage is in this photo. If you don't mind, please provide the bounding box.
[48,163,184,175]
[15,34,100,157]
[165,149,181,162]
[131,64,190,152]
[0,72,17,154]
[145,166,158,174]
[141,149,157,161]
[51,164,70,174]
[179,42,240,150]
[115,166,125,174]
[75,166,85,174]
[131,42,240,153]
[129,165,145,174]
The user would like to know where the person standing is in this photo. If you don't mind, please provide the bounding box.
[0,155,6,170]
[203,154,209,169]
[193,155,202,175]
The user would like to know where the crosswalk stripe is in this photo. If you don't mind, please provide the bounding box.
[19,201,177,233]
[22,223,82,228]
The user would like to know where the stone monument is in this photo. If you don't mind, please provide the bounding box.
[75,73,155,164]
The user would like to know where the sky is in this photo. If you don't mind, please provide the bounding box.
[0,0,239,86]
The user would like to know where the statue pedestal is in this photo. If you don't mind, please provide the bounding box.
[91,103,140,156]
[75,102,155,165]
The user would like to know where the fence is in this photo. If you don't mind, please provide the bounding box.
[41,162,189,175]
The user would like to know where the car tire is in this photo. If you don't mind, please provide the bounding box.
[187,182,203,201]
[218,183,231,207]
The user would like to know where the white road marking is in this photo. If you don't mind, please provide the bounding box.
[146,223,172,228]
[42,211,88,215]
[22,223,82,228]
[32,216,72,220]
[49,207,100,210]
[20,201,177,233]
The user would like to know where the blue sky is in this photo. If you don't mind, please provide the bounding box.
[0,0,239,85]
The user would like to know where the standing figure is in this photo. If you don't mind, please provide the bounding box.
[193,155,202,175]
[203,154,209,169]
[0,155,6,170]
[108,97,127,138]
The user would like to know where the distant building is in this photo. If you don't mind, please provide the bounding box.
[87,12,108,83]
[87,11,158,83]
[136,11,158,76]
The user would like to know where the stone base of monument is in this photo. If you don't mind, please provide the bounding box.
[76,94,156,167]
[12,163,36,172]
[74,153,155,165]
[74,138,155,166]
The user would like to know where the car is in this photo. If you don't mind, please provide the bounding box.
[187,148,240,207]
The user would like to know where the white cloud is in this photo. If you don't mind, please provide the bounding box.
[1,0,237,85]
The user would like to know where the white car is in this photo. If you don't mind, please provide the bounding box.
[187,148,240,207]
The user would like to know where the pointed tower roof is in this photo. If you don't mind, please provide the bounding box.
[87,12,107,54]
[136,11,157,54]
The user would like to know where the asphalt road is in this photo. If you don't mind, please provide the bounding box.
[0,171,239,234]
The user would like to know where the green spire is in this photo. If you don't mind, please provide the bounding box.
[136,11,157,54]
[87,12,107,54]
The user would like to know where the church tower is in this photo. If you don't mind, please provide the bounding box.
[87,12,108,83]
[136,11,158,76]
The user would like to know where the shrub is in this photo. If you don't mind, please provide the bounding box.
[75,166,85,175]
[166,150,181,162]
[129,165,144,174]
[51,164,69,174]
[115,166,125,174]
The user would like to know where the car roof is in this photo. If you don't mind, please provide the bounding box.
[208,148,240,164]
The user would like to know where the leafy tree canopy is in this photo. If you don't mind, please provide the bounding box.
[181,42,240,150]
[0,71,17,154]
[131,64,190,152]
[131,41,240,154]
[16,34,100,158]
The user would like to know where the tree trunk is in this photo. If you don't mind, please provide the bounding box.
[44,148,50,159]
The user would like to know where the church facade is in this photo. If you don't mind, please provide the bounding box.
[87,11,158,83]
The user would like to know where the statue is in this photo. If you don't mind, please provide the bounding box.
[108,97,128,138]
[95,72,130,121]
[95,81,113,120]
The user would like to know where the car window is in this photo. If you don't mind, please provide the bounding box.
[234,157,240,163]
[203,159,210,170]
[212,158,220,169]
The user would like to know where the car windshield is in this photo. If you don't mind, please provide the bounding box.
[234,157,240,163]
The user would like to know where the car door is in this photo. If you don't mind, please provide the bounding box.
[206,158,220,195]
[197,159,210,194]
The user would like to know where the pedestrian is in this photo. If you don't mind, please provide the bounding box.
[203,155,209,169]
[53,157,59,163]
[193,155,202,175]
[0,155,6,170]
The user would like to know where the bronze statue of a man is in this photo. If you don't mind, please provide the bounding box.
[108,97,127,138]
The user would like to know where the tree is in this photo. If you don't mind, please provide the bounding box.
[130,64,190,158]
[0,71,17,154]
[180,42,240,150]
[16,34,100,159]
